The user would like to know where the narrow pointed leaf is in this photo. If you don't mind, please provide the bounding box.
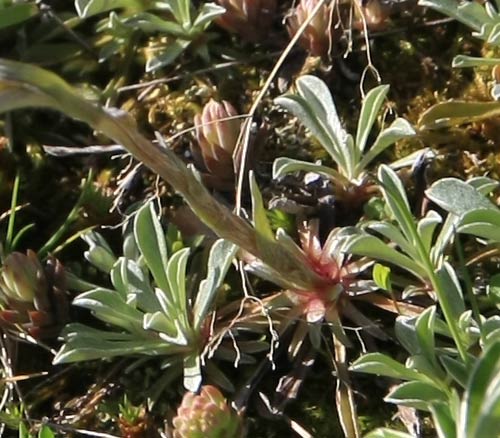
[356,85,390,154]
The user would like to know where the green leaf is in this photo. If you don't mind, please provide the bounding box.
[385,381,447,411]
[345,233,427,280]
[395,316,419,356]
[0,3,38,30]
[417,210,442,253]
[489,275,500,304]
[460,340,500,438]
[415,306,438,369]
[372,263,392,291]
[430,402,457,438]
[426,178,496,215]
[53,323,180,363]
[440,355,469,388]
[145,39,190,71]
[166,247,190,325]
[365,221,417,259]
[377,165,415,243]
[127,12,184,35]
[134,202,172,304]
[75,0,143,18]
[193,239,238,329]
[356,85,390,154]
[73,288,144,333]
[365,429,414,438]
[350,352,423,381]
[419,0,491,31]
[82,232,117,273]
[19,423,30,438]
[459,208,500,242]
[419,100,500,130]
[435,262,466,323]
[38,425,55,438]
[183,354,201,392]
[275,75,348,172]
[192,3,226,29]
[356,118,415,174]
[272,157,343,181]
[452,55,500,68]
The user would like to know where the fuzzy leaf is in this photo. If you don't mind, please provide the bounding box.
[75,0,143,18]
[459,208,500,242]
[356,118,415,173]
[345,233,427,280]
[134,203,173,304]
[460,340,500,438]
[356,85,390,154]
[272,157,342,181]
[193,239,238,329]
[350,353,423,381]
[385,381,447,411]
[419,100,500,130]
[426,178,496,215]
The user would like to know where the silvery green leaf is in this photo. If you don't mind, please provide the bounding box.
[356,118,415,174]
[415,306,438,369]
[419,0,491,31]
[345,233,427,280]
[426,178,496,215]
[134,202,173,304]
[482,316,500,348]
[356,84,390,154]
[430,402,457,438]
[193,239,238,329]
[75,0,139,18]
[468,176,500,194]
[452,55,500,68]
[440,355,469,388]
[82,231,117,274]
[435,262,465,323]
[126,12,184,35]
[476,22,500,44]
[121,258,160,313]
[395,315,419,356]
[166,247,190,326]
[192,3,226,29]
[419,100,500,129]
[378,165,415,243]
[275,75,347,170]
[350,352,423,381]
[73,288,144,333]
[459,340,500,438]
[183,354,202,392]
[54,323,178,363]
[143,311,177,337]
[111,258,128,299]
[272,157,343,181]
[365,222,416,259]
[385,381,447,411]
[459,208,500,242]
[389,148,434,170]
[417,210,442,253]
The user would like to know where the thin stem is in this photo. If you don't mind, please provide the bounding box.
[5,172,20,256]
[38,171,93,259]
